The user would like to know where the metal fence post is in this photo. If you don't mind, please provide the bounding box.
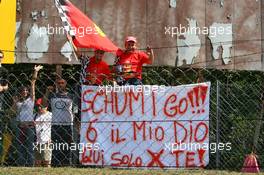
[216,80,220,169]
[253,91,264,151]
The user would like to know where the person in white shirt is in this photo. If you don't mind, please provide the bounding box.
[34,98,52,167]
[12,65,42,166]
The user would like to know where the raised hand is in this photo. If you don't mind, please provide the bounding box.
[146,46,153,54]
[34,65,43,72]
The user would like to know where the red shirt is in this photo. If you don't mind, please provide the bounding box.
[116,49,151,80]
[85,57,111,85]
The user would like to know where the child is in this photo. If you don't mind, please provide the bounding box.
[34,98,52,167]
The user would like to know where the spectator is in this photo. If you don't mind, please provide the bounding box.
[34,98,52,167]
[68,35,113,165]
[74,49,112,164]
[114,36,154,85]
[84,50,112,85]
[0,50,8,92]
[0,50,9,163]
[68,35,112,86]
[12,65,43,166]
[43,78,77,166]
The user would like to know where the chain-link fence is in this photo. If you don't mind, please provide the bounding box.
[0,64,263,170]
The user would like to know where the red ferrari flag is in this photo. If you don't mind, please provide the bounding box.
[55,0,118,52]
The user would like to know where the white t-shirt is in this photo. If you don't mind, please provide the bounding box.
[16,97,34,122]
[35,111,52,144]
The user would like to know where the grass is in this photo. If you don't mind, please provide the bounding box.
[0,167,263,175]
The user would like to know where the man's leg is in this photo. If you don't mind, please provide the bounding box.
[25,126,35,166]
[16,126,26,166]
[51,125,61,166]
[61,125,72,166]
[72,117,80,166]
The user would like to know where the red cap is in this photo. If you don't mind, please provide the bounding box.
[125,36,137,43]
[36,98,45,106]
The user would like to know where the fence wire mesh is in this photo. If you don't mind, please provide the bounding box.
[0,64,263,170]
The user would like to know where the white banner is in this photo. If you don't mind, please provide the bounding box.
[80,83,211,168]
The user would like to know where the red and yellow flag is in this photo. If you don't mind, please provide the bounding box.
[55,0,118,53]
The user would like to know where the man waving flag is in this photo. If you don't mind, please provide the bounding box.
[54,0,118,52]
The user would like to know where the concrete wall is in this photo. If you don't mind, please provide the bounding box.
[16,0,263,71]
